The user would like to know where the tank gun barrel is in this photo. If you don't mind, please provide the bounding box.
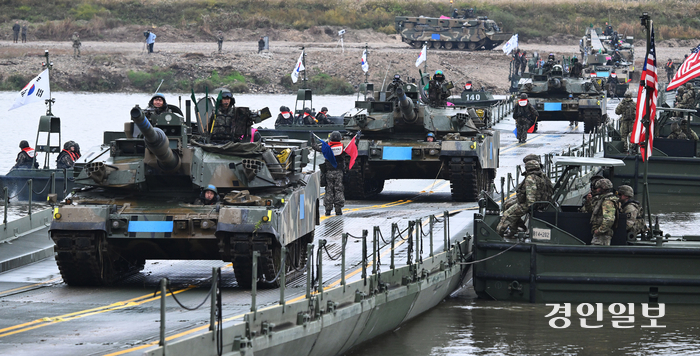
[130,105,181,172]
[395,86,417,122]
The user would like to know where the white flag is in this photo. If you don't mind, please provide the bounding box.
[9,69,50,111]
[291,51,305,84]
[361,49,369,73]
[415,45,427,67]
[502,34,519,55]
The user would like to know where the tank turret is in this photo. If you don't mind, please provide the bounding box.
[130,105,181,173]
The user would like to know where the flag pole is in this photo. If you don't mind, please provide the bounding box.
[640,12,654,241]
[43,50,54,116]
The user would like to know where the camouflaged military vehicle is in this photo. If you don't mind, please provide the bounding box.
[49,100,319,288]
[343,74,499,202]
[395,13,511,51]
[583,53,632,97]
[519,64,607,133]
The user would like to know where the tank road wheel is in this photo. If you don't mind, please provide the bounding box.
[449,158,480,202]
[457,42,466,50]
[345,158,384,199]
[444,42,454,50]
[582,110,601,134]
[52,231,144,286]
[431,41,440,49]
[467,42,477,51]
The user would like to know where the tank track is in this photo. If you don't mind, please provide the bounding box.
[52,230,144,286]
[449,158,479,202]
[583,110,602,134]
[344,158,384,199]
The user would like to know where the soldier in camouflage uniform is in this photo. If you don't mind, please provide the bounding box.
[514,93,538,144]
[676,86,695,109]
[589,178,620,246]
[667,122,688,140]
[217,31,224,53]
[502,154,554,232]
[680,119,699,141]
[496,160,550,238]
[617,185,644,239]
[674,86,685,107]
[580,175,605,213]
[71,32,81,57]
[210,91,236,142]
[56,141,76,170]
[312,131,348,216]
[615,92,636,151]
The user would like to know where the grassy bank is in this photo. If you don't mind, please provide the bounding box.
[3,0,700,41]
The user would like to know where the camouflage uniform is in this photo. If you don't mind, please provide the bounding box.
[313,134,347,216]
[496,161,550,238]
[667,122,688,140]
[210,104,236,142]
[56,141,76,170]
[217,32,224,52]
[589,179,619,246]
[615,95,636,151]
[681,120,699,141]
[618,185,644,239]
[676,89,694,109]
[513,99,538,143]
[71,33,81,57]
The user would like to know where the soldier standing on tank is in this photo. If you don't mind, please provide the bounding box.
[71,32,81,57]
[667,122,688,140]
[217,31,224,53]
[21,23,27,43]
[569,57,583,78]
[13,140,38,169]
[145,93,172,124]
[589,178,619,246]
[312,131,348,216]
[496,160,550,239]
[615,92,636,152]
[680,119,699,141]
[12,21,20,43]
[666,59,675,83]
[428,70,449,106]
[210,91,236,142]
[275,106,294,126]
[618,185,644,239]
[514,93,537,144]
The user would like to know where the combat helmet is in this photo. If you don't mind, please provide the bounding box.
[617,185,634,197]
[595,178,613,191]
[321,107,328,112]
[19,140,29,149]
[686,83,693,90]
[220,91,235,104]
[520,93,528,99]
[523,154,540,164]
[624,92,632,99]
[329,131,342,142]
[204,184,218,195]
[63,141,74,150]
[524,160,540,172]
[149,93,167,107]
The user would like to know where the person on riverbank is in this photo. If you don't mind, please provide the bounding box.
[21,23,27,43]
[13,140,38,169]
[589,178,619,246]
[71,32,81,57]
[258,37,265,53]
[145,30,156,53]
[617,185,644,239]
[217,31,224,53]
[666,58,675,83]
[12,21,20,43]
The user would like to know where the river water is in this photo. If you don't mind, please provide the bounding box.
[3,92,700,355]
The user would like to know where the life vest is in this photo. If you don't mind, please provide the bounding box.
[22,147,36,157]
[281,111,293,119]
[518,99,528,107]
[464,83,472,90]
[329,141,343,156]
[68,150,79,161]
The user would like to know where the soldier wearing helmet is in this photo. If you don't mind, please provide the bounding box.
[312,130,348,216]
[425,132,436,142]
[147,93,173,120]
[665,58,675,83]
[680,119,699,141]
[301,107,318,125]
[195,184,220,205]
[496,159,551,239]
[56,141,77,170]
[276,106,294,126]
[513,93,538,144]
[210,90,237,142]
[315,107,332,124]
[569,56,583,78]
[667,121,688,140]
[13,140,38,169]
[617,185,644,239]
[588,178,620,246]
[427,70,452,107]
[615,91,636,152]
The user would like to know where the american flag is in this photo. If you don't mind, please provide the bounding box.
[630,21,658,161]
[668,50,700,90]
[692,43,700,54]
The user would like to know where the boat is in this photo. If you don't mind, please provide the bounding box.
[472,157,700,304]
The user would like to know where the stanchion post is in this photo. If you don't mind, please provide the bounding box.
[361,230,367,285]
[341,233,347,292]
[159,278,167,347]
[306,243,313,299]
[280,246,286,309]
[251,251,259,318]
[390,223,396,271]
[28,179,32,218]
[210,267,218,334]
[317,239,325,301]
[429,215,434,257]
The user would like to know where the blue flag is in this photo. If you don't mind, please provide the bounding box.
[317,137,338,168]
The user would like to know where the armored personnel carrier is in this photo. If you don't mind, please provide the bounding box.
[49,100,319,288]
[395,12,511,51]
[343,74,499,202]
[518,64,607,133]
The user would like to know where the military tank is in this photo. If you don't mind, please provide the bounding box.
[518,64,607,133]
[49,99,319,288]
[582,53,632,98]
[342,74,499,202]
[395,12,511,51]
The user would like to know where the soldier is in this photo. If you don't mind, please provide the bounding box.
[675,86,686,107]
[520,51,527,75]
[145,29,156,53]
[301,107,317,125]
[580,175,605,213]
[463,81,473,92]
[258,37,265,54]
[615,92,636,151]
[217,31,224,53]
[428,70,450,106]
[315,107,332,124]
[312,131,348,216]
[496,160,550,238]
[513,93,538,144]
[146,93,172,124]
[12,21,20,43]
[195,185,219,205]
[665,59,675,83]
[542,53,556,73]
[56,141,77,170]
[502,154,554,231]
[617,185,644,239]
[71,32,81,57]
[210,91,236,142]
[426,132,436,142]
[21,23,27,43]
[569,57,583,78]
[680,119,699,141]
[589,178,619,246]
[512,49,521,76]
[667,122,688,140]
[275,106,294,126]
[684,82,696,107]
[608,72,619,98]
[13,140,38,169]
